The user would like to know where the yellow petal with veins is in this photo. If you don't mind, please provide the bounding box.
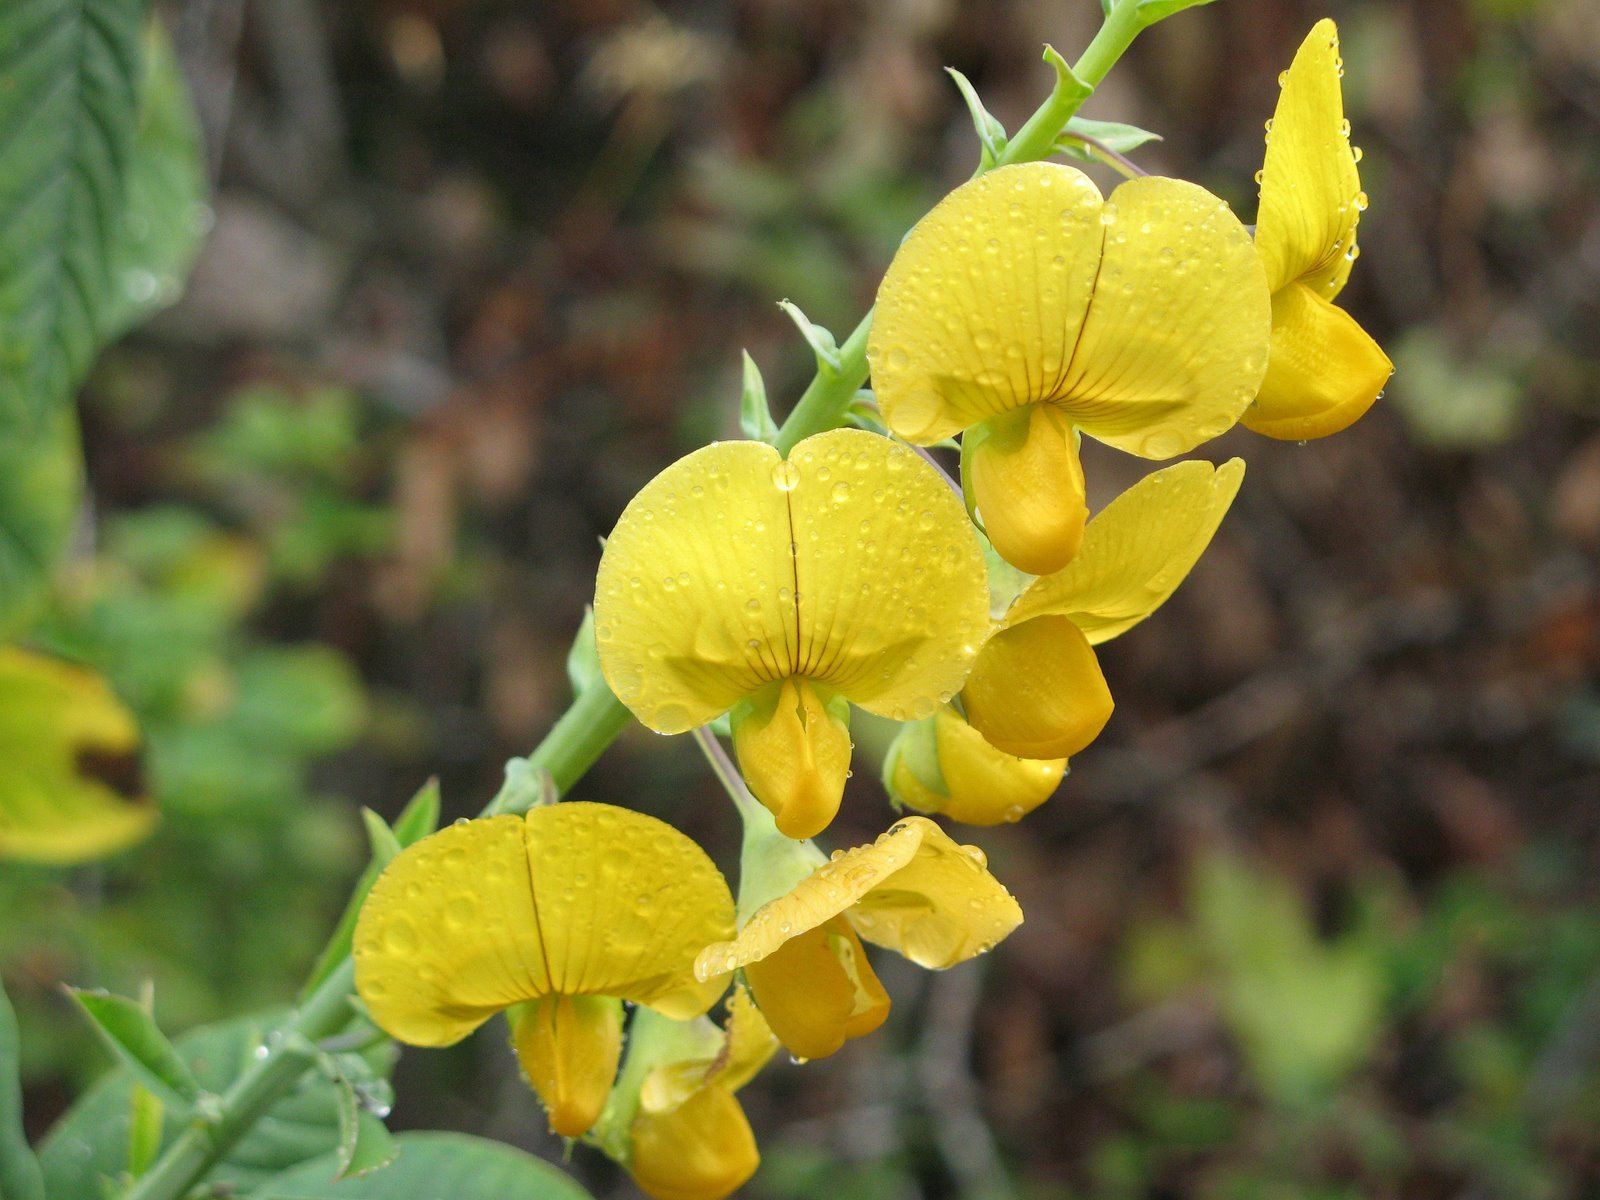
[0,648,154,865]
[595,430,989,733]
[354,803,734,1046]
[1004,458,1245,643]
[889,705,1066,826]
[630,1085,760,1200]
[869,162,1270,458]
[509,994,623,1137]
[1255,19,1362,298]
[966,404,1087,576]
[1242,283,1393,440]
[731,677,851,840]
[962,616,1113,760]
[743,918,889,1060]
[697,816,1022,978]
[640,986,778,1115]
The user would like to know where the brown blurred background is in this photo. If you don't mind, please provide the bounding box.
[12,0,1600,1196]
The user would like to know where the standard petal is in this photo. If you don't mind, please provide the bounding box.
[1241,283,1393,441]
[354,804,734,1046]
[595,440,800,733]
[524,803,735,1016]
[0,648,154,865]
[889,705,1066,826]
[1003,458,1245,643]
[962,616,1114,760]
[785,430,990,720]
[696,817,1021,977]
[966,403,1088,576]
[869,162,1107,443]
[1055,176,1271,458]
[1255,19,1363,297]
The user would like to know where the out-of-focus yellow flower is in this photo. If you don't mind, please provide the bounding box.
[594,429,990,840]
[695,817,1021,1059]
[884,703,1066,825]
[963,459,1244,759]
[1242,19,1393,440]
[0,647,153,864]
[869,162,1269,575]
[627,988,777,1200]
[354,803,734,1137]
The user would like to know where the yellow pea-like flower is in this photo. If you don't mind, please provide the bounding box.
[594,429,991,840]
[353,802,735,1137]
[884,703,1066,826]
[1242,19,1394,441]
[963,458,1244,759]
[695,817,1022,1060]
[869,162,1270,575]
[0,647,153,864]
[628,988,777,1200]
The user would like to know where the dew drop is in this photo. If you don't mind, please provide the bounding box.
[771,461,801,491]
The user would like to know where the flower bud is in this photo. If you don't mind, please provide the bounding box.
[962,615,1113,759]
[884,705,1066,825]
[630,1085,760,1200]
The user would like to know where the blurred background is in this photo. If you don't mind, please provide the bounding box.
[6,0,1600,1196]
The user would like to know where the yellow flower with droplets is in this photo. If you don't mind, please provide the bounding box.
[626,988,777,1200]
[695,816,1022,1060]
[869,162,1270,576]
[594,428,991,840]
[962,459,1244,759]
[1241,19,1393,440]
[884,703,1066,825]
[353,802,734,1138]
[0,647,153,864]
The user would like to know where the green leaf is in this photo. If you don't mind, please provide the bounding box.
[38,1010,395,1197]
[0,406,83,639]
[0,981,45,1200]
[67,989,201,1105]
[359,809,403,872]
[1055,117,1163,161]
[0,0,145,428]
[944,67,1006,166]
[301,779,440,999]
[1134,0,1223,27]
[325,1059,397,1181]
[101,20,211,341]
[776,300,842,375]
[254,1132,596,1199]
[126,1085,163,1180]
[738,351,778,443]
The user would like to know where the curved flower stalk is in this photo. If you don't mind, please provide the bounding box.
[884,704,1067,825]
[1241,18,1393,440]
[594,428,991,839]
[611,987,779,1200]
[0,647,153,864]
[869,162,1270,575]
[353,802,735,1137]
[696,815,1022,1059]
[961,458,1245,760]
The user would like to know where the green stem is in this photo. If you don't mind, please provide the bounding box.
[773,0,1145,454]
[122,961,356,1200]
[122,4,1159,1194]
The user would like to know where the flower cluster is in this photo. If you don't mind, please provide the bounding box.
[351,19,1387,1200]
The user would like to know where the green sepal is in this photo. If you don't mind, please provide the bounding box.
[881,714,948,802]
[66,989,202,1106]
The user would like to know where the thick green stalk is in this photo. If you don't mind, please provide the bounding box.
[122,5,1157,1195]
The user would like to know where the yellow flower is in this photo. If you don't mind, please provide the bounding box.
[884,703,1066,825]
[594,429,991,840]
[0,647,153,864]
[869,162,1269,576]
[963,459,1244,759]
[695,816,1022,1059]
[627,988,778,1200]
[1241,19,1393,440]
[353,802,735,1137]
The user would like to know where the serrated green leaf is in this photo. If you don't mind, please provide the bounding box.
[0,406,82,639]
[67,990,201,1105]
[38,1010,396,1198]
[0,0,144,429]
[254,1132,596,1199]
[0,981,45,1200]
[1135,0,1223,27]
[101,20,211,341]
